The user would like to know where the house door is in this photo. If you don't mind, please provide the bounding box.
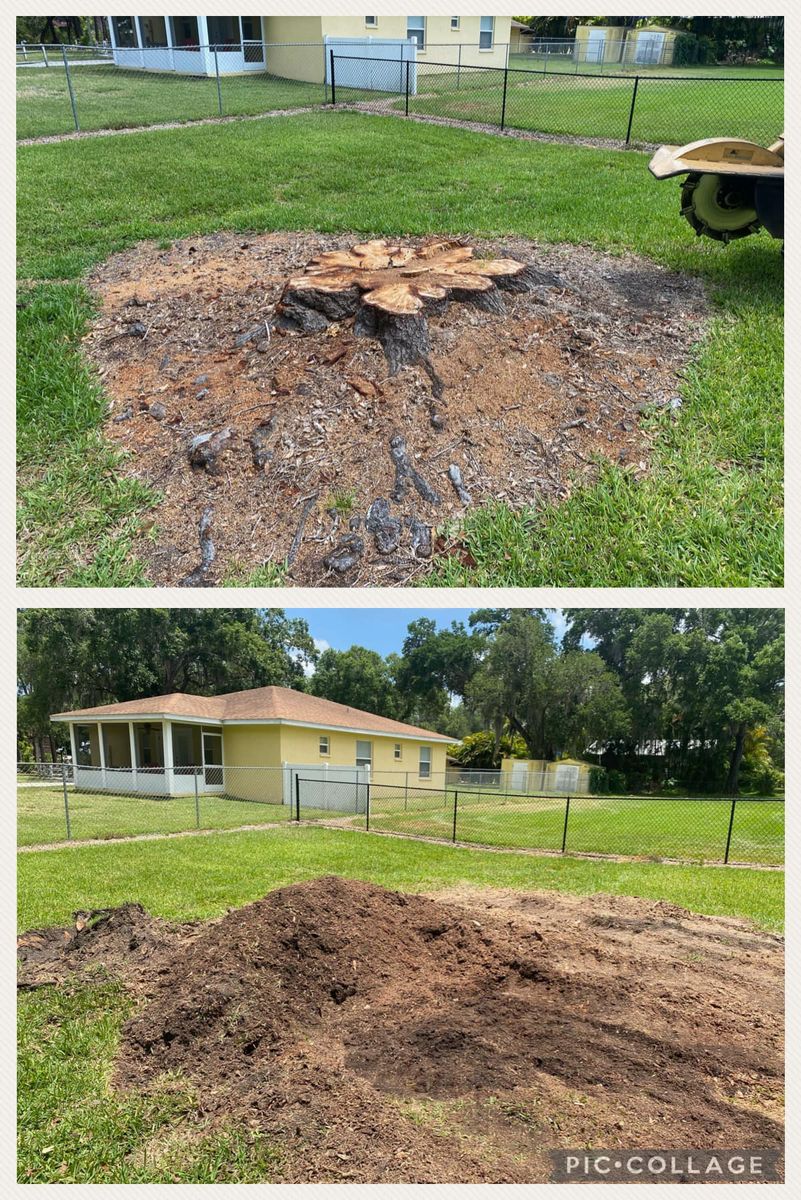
[555,763,580,793]
[586,28,606,64]
[202,732,223,787]
[241,16,264,68]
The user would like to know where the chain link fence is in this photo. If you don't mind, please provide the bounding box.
[17,42,783,149]
[296,774,784,866]
[330,53,783,148]
[18,761,784,865]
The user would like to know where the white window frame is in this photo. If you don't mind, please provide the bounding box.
[407,16,426,51]
[355,740,373,768]
[319,735,330,757]
[364,16,378,28]
[419,745,432,779]
[394,743,402,761]
[479,15,494,51]
[451,17,460,31]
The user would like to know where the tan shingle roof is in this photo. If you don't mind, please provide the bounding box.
[52,686,456,742]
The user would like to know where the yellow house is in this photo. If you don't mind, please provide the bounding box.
[53,686,456,808]
[107,15,513,81]
[500,756,593,794]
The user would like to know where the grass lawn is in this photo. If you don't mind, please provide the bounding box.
[393,71,782,148]
[361,791,784,865]
[17,825,783,1182]
[17,785,294,846]
[18,823,784,932]
[17,112,783,586]
[17,64,327,140]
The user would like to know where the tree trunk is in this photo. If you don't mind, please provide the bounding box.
[725,722,748,795]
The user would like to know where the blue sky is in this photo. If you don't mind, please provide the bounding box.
[288,608,568,658]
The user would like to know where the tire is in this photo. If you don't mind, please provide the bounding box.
[680,172,761,243]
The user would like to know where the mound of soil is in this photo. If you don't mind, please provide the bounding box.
[84,232,707,586]
[18,878,783,1182]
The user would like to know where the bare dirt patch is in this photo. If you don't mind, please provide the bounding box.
[84,231,707,586]
[18,877,783,1182]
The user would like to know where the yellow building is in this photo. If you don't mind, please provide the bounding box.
[53,686,455,809]
[107,15,513,80]
[574,23,680,68]
[500,756,593,794]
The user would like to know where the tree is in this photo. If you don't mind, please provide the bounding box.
[17,609,317,753]
[310,646,399,718]
[467,612,630,759]
[393,617,485,726]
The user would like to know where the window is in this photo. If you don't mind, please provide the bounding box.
[407,16,425,50]
[394,743,402,760]
[479,15,494,50]
[169,16,200,48]
[207,15,241,50]
[140,16,167,47]
[74,724,93,766]
[111,17,139,48]
[355,740,372,768]
[365,16,378,27]
[451,17,460,31]
[319,735,330,756]
[419,746,432,779]
[172,723,199,772]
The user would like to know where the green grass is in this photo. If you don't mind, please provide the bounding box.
[17,64,327,140]
[18,980,282,1182]
[17,824,784,932]
[388,71,783,147]
[17,111,783,586]
[362,790,784,865]
[17,785,294,846]
[507,53,784,80]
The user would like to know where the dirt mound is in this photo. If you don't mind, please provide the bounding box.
[17,903,195,988]
[19,879,783,1182]
[83,231,707,586]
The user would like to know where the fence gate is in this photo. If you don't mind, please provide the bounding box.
[286,764,369,813]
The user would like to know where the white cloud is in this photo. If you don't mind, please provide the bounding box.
[302,638,331,677]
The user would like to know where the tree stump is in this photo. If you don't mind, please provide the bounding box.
[276,238,534,374]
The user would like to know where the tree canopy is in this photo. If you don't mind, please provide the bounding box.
[18,608,783,794]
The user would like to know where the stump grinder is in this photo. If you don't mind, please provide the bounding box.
[649,134,784,243]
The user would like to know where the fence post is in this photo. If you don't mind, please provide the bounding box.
[404,771,409,811]
[625,75,639,145]
[214,47,223,116]
[330,49,336,105]
[42,43,49,67]
[561,795,571,853]
[452,789,459,842]
[194,770,200,828]
[457,42,461,89]
[295,772,301,822]
[61,761,72,841]
[365,780,370,831]
[724,796,737,864]
[405,58,410,116]
[500,64,509,130]
[61,44,79,131]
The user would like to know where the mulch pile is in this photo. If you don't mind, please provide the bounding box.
[83,232,707,586]
[18,877,783,1182]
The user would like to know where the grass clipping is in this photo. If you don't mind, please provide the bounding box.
[83,232,707,586]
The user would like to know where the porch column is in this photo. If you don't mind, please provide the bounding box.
[128,721,138,785]
[162,719,174,793]
[68,723,78,773]
[96,721,106,787]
